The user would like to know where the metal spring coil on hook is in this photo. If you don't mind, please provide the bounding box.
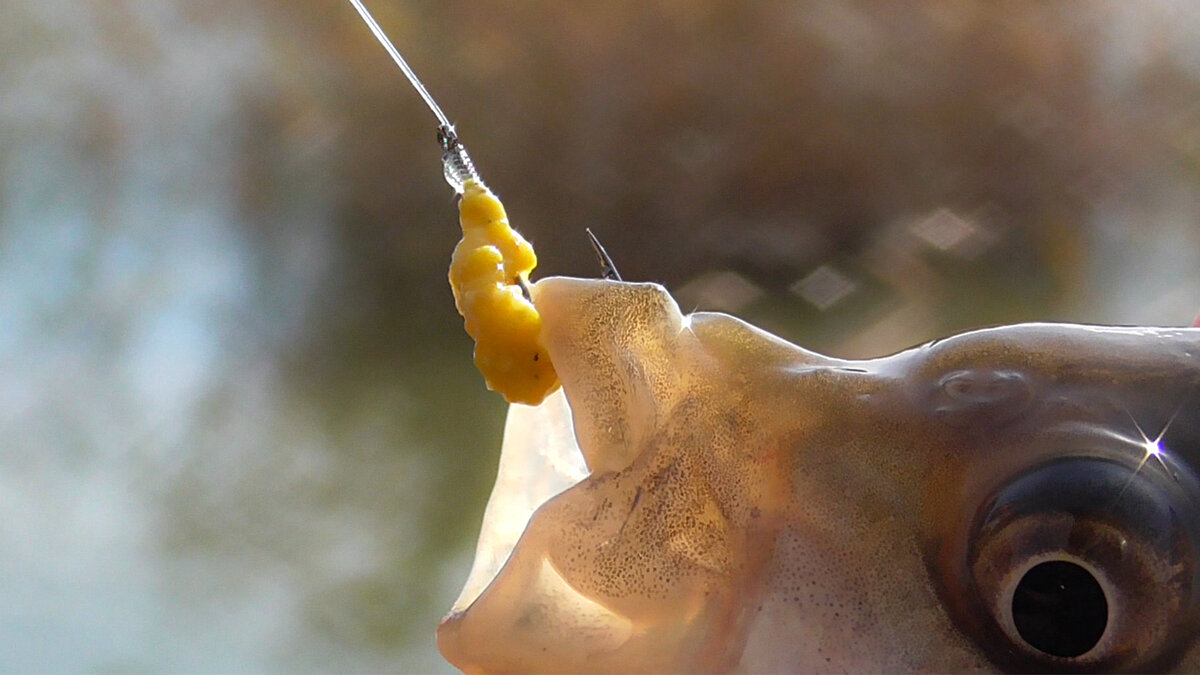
[439,125,481,193]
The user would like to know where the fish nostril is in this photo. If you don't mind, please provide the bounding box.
[933,369,1033,427]
[1011,560,1108,659]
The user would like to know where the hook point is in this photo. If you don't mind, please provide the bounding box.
[585,228,622,281]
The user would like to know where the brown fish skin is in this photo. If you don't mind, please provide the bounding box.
[439,278,1200,674]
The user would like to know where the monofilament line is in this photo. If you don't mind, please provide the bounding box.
[347,0,452,130]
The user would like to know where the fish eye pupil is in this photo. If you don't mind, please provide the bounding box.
[1011,560,1108,658]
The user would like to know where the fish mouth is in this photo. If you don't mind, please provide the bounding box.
[444,387,588,616]
[437,277,820,673]
[447,274,708,622]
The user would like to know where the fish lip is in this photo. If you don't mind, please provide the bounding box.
[437,389,590,673]
[442,387,588,619]
[435,610,466,662]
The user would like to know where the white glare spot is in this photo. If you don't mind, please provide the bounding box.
[1123,401,1184,478]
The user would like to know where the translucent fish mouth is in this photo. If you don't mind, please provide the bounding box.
[438,277,817,673]
[447,277,684,615]
[446,387,588,615]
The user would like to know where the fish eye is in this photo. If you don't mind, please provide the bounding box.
[1010,558,1107,658]
[959,457,1200,671]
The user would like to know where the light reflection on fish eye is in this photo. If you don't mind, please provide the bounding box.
[1116,400,1186,482]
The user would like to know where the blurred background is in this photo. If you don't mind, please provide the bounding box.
[2,0,1199,671]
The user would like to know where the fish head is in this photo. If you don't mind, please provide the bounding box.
[438,277,1200,673]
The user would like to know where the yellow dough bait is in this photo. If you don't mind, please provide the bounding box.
[449,180,560,405]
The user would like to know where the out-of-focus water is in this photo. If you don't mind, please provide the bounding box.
[1,1,1198,672]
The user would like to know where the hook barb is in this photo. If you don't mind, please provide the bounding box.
[585,228,622,281]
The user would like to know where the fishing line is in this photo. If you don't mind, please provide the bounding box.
[347,0,482,191]
[347,0,450,129]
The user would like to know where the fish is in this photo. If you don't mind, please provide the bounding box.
[437,277,1200,673]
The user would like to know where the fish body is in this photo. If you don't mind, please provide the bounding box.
[439,277,1200,673]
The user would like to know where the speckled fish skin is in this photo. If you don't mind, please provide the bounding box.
[438,277,1200,674]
